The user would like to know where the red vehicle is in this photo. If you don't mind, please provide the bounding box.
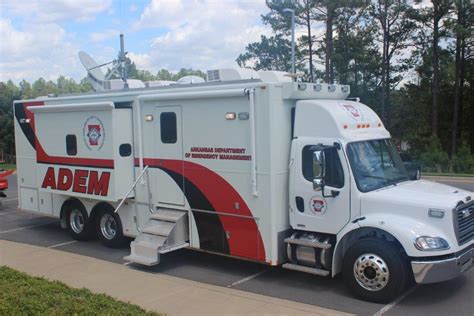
[0,170,13,198]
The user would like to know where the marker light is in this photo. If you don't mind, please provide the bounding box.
[414,236,450,251]
[225,112,236,120]
[238,112,249,120]
[298,83,307,91]
[145,114,153,121]
[343,124,348,129]
[428,209,445,218]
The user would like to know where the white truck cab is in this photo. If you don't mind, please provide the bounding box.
[14,69,473,303]
[288,98,473,301]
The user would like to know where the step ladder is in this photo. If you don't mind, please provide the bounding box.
[124,208,189,266]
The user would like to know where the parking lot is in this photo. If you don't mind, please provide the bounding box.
[1,174,473,316]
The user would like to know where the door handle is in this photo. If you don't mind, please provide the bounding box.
[295,196,304,212]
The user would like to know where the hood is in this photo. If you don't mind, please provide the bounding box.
[362,179,472,210]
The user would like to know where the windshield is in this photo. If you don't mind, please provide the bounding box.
[347,139,409,192]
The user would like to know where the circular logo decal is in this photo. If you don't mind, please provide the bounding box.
[310,197,327,214]
[83,116,105,151]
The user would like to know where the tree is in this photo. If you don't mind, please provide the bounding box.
[236,34,295,71]
[369,0,415,123]
[450,0,472,155]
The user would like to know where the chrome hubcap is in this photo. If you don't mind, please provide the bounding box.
[353,253,390,291]
[70,209,85,234]
[100,213,116,240]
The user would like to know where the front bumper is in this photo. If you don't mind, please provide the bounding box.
[411,245,474,284]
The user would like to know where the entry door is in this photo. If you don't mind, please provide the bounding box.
[154,106,184,206]
[292,138,351,234]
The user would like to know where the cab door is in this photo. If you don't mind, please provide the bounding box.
[154,106,185,206]
[290,138,351,234]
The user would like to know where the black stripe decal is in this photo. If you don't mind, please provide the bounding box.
[153,166,230,254]
[14,103,36,149]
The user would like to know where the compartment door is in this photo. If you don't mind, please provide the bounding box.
[154,106,184,206]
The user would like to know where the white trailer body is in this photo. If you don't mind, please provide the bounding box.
[14,72,473,302]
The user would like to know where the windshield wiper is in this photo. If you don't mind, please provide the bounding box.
[359,174,387,181]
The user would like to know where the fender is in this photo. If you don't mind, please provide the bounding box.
[359,213,451,257]
[332,213,453,276]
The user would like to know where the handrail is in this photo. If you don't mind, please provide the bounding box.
[115,165,149,214]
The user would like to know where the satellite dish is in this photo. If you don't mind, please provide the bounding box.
[78,51,106,91]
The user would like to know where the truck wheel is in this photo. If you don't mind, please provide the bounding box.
[66,201,92,241]
[342,239,411,303]
[96,205,126,248]
[415,168,421,180]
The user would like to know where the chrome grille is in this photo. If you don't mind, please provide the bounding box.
[455,202,474,245]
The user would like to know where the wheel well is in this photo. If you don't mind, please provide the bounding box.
[333,227,406,275]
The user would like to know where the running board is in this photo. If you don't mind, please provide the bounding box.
[282,263,330,276]
[284,237,332,249]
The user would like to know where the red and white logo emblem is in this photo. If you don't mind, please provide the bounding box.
[87,125,101,146]
[83,116,105,151]
[310,197,326,214]
[342,104,361,120]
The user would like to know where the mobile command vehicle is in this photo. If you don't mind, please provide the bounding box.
[14,66,473,302]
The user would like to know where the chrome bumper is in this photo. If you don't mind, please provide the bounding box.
[411,246,474,284]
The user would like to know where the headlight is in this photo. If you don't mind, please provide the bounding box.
[414,236,450,251]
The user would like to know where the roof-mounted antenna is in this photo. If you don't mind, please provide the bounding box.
[78,33,129,91]
[119,33,128,89]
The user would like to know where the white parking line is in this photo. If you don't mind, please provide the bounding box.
[227,269,268,288]
[48,240,78,249]
[0,222,53,234]
[0,211,17,216]
[1,198,18,202]
[373,285,419,316]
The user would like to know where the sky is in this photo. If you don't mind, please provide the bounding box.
[0,0,273,83]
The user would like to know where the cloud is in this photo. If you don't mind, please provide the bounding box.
[0,19,82,81]
[130,0,271,72]
[0,0,113,82]
[90,29,120,43]
[1,0,113,23]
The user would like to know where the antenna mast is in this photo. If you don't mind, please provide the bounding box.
[119,33,128,88]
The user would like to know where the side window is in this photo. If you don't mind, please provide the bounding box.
[119,144,132,157]
[302,145,344,188]
[66,135,77,156]
[160,112,177,144]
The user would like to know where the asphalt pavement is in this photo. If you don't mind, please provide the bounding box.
[0,174,473,316]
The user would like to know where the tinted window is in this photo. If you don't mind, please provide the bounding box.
[160,112,177,144]
[302,145,344,188]
[66,135,77,156]
[119,144,132,157]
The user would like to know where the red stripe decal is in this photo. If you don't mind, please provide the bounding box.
[0,170,14,178]
[24,101,114,169]
[137,158,266,261]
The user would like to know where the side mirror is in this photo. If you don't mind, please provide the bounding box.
[313,149,325,191]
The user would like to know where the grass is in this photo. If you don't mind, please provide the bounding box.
[0,163,16,171]
[422,172,474,178]
[0,266,160,315]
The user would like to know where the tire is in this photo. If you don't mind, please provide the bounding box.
[342,239,411,303]
[96,204,126,248]
[415,168,421,180]
[65,200,92,241]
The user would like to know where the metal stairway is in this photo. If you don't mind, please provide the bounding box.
[124,208,189,266]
